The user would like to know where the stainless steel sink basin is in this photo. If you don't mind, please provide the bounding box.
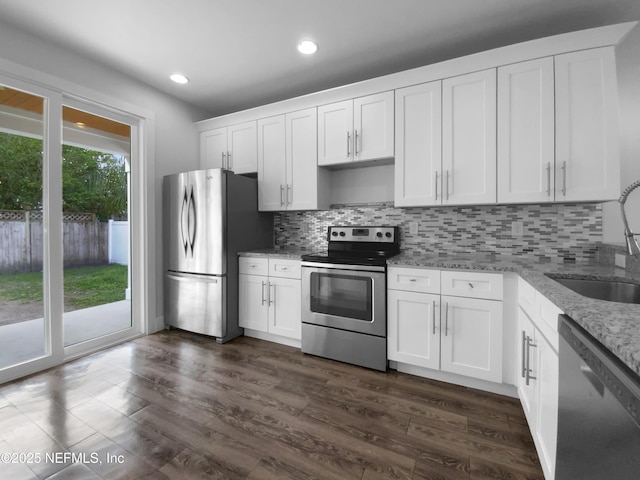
[548,276,640,304]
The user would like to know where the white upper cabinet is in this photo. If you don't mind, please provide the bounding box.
[257,115,287,211]
[200,121,257,174]
[318,91,394,167]
[394,81,442,207]
[200,127,227,170]
[555,47,620,202]
[497,57,555,203]
[442,69,497,205]
[257,108,328,211]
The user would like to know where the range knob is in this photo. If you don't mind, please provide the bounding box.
[331,231,338,237]
[385,232,392,238]
[376,232,383,238]
[339,231,346,237]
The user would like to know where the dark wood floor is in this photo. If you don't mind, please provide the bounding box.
[0,330,544,479]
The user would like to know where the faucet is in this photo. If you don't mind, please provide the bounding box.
[619,180,640,255]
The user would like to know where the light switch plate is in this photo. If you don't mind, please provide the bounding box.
[409,222,418,235]
[615,253,626,269]
[511,221,524,237]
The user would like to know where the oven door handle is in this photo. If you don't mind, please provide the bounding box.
[301,261,386,273]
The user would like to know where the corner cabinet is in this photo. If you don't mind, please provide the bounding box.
[498,47,620,203]
[200,121,257,174]
[555,47,620,202]
[257,108,329,211]
[238,257,301,342]
[388,267,503,384]
[318,91,394,167]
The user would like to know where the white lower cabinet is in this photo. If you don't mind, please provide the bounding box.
[238,257,301,341]
[517,277,560,480]
[388,267,503,384]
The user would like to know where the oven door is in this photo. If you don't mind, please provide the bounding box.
[302,264,386,337]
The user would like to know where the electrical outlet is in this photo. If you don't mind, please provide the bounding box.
[511,221,524,237]
[409,222,418,235]
[615,253,626,269]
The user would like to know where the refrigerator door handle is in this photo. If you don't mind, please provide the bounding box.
[180,187,189,257]
[187,185,196,256]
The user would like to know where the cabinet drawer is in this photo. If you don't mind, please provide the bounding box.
[441,270,503,300]
[239,257,269,276]
[269,258,301,279]
[387,267,440,293]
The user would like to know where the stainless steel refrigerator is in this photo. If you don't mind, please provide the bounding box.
[163,168,273,343]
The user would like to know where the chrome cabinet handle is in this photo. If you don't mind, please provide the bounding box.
[227,151,232,171]
[286,184,292,206]
[346,131,351,157]
[546,162,551,197]
[355,129,359,156]
[221,152,226,170]
[280,185,285,207]
[561,160,567,196]
[435,171,439,200]
[261,281,266,305]
[468,282,474,289]
[269,283,274,306]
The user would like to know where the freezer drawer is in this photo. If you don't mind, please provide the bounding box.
[165,272,226,337]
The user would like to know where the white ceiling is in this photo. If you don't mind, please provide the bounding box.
[0,0,638,117]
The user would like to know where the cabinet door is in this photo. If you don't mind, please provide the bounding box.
[268,277,301,340]
[257,115,287,211]
[227,121,257,174]
[497,58,555,203]
[518,308,537,426]
[238,274,269,332]
[555,47,620,201]
[318,100,353,166]
[441,295,503,382]
[442,69,497,205]
[387,290,440,369]
[354,91,394,162]
[286,108,318,210]
[535,331,558,480]
[394,82,442,207]
[200,127,227,169]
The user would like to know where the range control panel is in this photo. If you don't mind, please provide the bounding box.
[327,226,398,243]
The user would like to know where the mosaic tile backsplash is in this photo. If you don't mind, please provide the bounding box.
[274,202,602,263]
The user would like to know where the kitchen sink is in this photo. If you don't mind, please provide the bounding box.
[547,276,640,304]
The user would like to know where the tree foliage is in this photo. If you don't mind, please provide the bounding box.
[0,132,127,221]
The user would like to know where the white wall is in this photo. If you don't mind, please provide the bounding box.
[0,19,211,332]
[603,18,640,244]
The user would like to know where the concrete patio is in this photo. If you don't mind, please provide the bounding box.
[0,300,131,370]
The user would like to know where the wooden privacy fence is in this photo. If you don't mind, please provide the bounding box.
[0,210,108,273]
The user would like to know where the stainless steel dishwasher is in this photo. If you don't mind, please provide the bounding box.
[556,315,640,479]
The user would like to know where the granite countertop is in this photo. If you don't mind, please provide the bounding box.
[238,248,308,260]
[389,252,640,378]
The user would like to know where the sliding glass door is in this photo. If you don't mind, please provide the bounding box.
[0,76,142,383]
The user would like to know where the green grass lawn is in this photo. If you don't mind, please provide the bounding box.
[0,264,128,310]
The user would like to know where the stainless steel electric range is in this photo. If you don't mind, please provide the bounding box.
[300,226,400,371]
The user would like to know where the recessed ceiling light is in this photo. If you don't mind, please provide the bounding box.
[297,40,318,55]
[170,73,189,84]
[75,122,86,128]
